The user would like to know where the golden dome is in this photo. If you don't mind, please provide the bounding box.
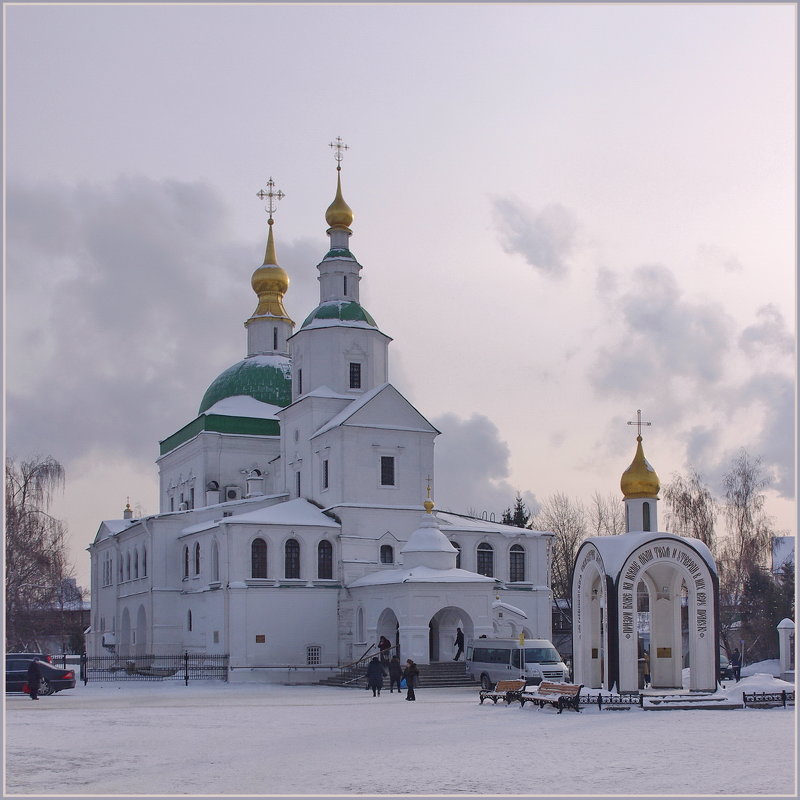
[620,436,660,499]
[325,169,353,229]
[249,221,291,320]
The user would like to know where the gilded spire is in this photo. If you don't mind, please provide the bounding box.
[424,477,434,514]
[325,137,354,230]
[249,178,291,322]
[620,435,661,499]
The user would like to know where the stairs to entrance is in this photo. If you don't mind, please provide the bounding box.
[318,659,477,689]
[642,692,741,711]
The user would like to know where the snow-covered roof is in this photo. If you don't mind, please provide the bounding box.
[435,511,552,538]
[202,395,281,420]
[311,383,387,437]
[583,532,717,578]
[348,565,496,588]
[492,600,527,618]
[223,498,340,528]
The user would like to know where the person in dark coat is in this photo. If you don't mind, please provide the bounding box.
[730,648,742,681]
[366,656,384,697]
[453,627,465,661]
[26,658,42,700]
[387,655,403,693]
[378,636,392,673]
[403,659,420,701]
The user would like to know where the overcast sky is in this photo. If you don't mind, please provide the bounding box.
[5,2,796,589]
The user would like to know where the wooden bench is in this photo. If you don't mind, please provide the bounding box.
[479,679,527,705]
[742,690,795,709]
[520,681,583,713]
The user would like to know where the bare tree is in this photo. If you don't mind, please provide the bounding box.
[531,492,588,615]
[5,456,75,651]
[662,468,717,552]
[587,492,625,536]
[716,450,777,659]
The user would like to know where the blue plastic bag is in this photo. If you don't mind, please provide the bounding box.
[400,678,407,688]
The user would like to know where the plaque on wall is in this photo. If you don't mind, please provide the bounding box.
[591,648,598,658]
[656,647,671,658]
[255,634,266,643]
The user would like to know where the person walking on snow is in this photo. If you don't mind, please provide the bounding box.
[388,655,403,694]
[366,657,384,697]
[730,648,742,681]
[403,659,420,701]
[26,658,42,700]
[453,627,465,661]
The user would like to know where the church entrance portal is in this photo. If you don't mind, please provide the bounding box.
[377,608,400,661]
[428,607,473,663]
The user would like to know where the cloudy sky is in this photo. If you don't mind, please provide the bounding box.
[5,2,795,589]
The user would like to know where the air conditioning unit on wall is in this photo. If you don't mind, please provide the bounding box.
[224,485,241,502]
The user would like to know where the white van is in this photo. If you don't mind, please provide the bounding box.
[466,638,569,689]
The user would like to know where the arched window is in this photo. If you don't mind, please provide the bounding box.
[183,546,189,578]
[125,552,131,581]
[119,558,124,582]
[450,541,461,569]
[211,540,219,582]
[194,542,201,575]
[318,540,333,579]
[477,542,494,577]
[134,549,139,579]
[187,610,192,632]
[142,547,147,577]
[380,544,394,564]
[285,538,300,579]
[509,544,525,582]
[643,501,651,532]
[251,538,267,579]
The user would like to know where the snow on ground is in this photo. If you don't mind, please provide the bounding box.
[5,678,797,798]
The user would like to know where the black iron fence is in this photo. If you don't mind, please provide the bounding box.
[59,653,229,684]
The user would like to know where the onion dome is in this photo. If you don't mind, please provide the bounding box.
[620,436,660,499]
[248,220,291,322]
[325,169,353,230]
[198,355,292,414]
[300,300,377,329]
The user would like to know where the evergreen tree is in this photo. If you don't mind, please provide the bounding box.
[501,493,531,528]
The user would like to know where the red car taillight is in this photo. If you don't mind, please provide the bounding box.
[46,656,52,663]
[64,671,74,679]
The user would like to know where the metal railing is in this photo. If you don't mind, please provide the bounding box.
[338,644,400,685]
[76,653,229,683]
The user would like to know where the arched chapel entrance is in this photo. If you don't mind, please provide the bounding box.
[428,606,473,662]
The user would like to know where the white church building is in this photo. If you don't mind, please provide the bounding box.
[87,148,555,682]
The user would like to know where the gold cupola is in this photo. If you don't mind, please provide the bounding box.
[248,219,291,321]
[325,167,354,230]
[620,435,660,499]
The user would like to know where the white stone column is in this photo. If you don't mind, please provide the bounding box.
[778,618,794,682]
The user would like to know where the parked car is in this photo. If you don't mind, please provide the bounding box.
[719,651,733,681]
[6,651,51,663]
[5,654,75,695]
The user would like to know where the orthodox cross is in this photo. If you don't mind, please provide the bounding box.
[424,475,433,499]
[329,136,349,169]
[627,409,652,438]
[256,177,285,223]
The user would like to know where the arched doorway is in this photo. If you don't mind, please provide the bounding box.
[428,607,473,663]
[377,607,400,660]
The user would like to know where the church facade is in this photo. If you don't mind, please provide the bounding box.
[87,152,555,682]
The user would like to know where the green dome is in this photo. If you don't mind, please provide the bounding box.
[301,300,377,329]
[198,355,292,414]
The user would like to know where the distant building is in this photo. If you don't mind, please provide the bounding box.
[87,152,555,681]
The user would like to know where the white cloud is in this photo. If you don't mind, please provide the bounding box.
[492,197,579,278]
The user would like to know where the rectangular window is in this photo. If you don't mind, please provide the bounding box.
[190,488,195,509]
[343,276,348,296]
[349,362,361,389]
[298,369,303,395]
[273,326,278,351]
[322,459,329,490]
[296,471,301,497]
[380,456,395,486]
[306,645,321,666]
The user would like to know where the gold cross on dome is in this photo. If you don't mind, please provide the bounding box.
[256,177,285,221]
[627,409,652,438]
[329,136,349,167]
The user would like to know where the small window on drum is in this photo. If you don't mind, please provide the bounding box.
[380,544,394,564]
